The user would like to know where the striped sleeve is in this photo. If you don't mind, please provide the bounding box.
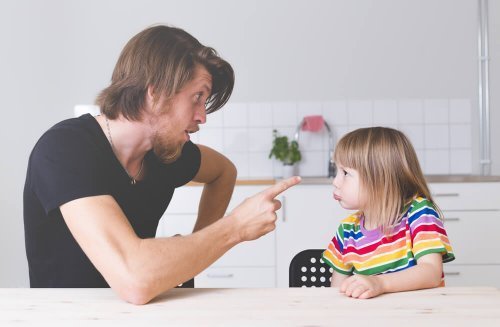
[408,198,455,263]
[322,222,354,275]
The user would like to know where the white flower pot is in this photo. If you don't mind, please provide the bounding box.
[282,164,297,178]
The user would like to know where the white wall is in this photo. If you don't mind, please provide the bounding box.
[0,0,497,286]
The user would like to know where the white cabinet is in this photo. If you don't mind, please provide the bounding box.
[429,182,500,287]
[156,184,274,288]
[158,181,500,289]
[275,184,351,287]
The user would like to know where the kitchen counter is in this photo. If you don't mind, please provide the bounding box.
[1,287,499,326]
[298,175,500,184]
[188,175,500,186]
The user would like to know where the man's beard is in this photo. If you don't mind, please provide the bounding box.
[153,132,183,164]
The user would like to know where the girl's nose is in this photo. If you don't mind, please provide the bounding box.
[332,174,340,189]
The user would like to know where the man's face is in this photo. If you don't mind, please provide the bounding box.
[152,65,212,164]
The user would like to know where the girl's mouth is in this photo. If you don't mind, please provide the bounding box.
[333,194,341,201]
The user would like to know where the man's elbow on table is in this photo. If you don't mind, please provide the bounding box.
[110,274,158,305]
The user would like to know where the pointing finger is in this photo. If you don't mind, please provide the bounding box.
[262,176,301,199]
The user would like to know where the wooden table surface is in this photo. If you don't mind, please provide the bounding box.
[1,287,499,326]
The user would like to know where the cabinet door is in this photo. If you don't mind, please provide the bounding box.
[442,210,500,264]
[275,184,351,287]
[429,183,500,211]
[196,267,276,288]
[444,265,500,288]
[157,184,276,287]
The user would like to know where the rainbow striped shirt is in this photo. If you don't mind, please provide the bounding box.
[323,197,455,278]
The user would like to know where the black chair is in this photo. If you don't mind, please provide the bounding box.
[289,249,332,287]
[176,278,194,288]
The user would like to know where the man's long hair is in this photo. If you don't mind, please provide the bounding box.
[96,25,234,120]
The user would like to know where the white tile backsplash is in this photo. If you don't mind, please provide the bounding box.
[424,125,449,149]
[205,108,224,128]
[450,149,472,174]
[373,100,398,126]
[199,98,474,177]
[347,100,373,125]
[198,128,224,152]
[424,99,449,124]
[297,102,322,123]
[224,128,249,153]
[425,149,450,174]
[272,102,298,127]
[223,103,248,127]
[296,129,324,151]
[322,100,348,126]
[398,99,424,124]
[248,152,274,178]
[400,124,425,149]
[449,99,472,124]
[449,124,472,148]
[224,152,249,178]
[248,128,274,152]
[248,102,273,127]
[298,151,325,177]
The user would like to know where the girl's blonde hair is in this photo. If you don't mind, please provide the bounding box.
[334,127,435,233]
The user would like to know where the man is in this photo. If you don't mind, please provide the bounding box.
[23,25,300,304]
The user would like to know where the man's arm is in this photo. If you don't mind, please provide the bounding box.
[191,145,237,232]
[60,176,301,305]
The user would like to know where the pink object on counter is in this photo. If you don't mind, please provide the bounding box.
[301,115,324,132]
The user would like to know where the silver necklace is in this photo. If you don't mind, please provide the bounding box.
[105,116,144,185]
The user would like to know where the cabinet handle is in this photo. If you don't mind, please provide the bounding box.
[432,193,460,197]
[282,195,286,222]
[444,272,460,276]
[444,217,460,222]
[206,273,234,279]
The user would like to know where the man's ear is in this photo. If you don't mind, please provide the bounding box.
[147,85,155,103]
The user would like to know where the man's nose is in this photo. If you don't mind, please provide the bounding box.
[195,104,207,124]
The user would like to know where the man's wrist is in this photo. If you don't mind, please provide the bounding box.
[218,213,242,246]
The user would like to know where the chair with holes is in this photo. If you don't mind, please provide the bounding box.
[176,278,194,288]
[289,249,333,287]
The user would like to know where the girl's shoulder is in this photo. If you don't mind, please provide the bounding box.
[406,197,440,221]
[339,211,363,226]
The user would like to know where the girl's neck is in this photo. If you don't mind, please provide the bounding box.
[361,210,378,230]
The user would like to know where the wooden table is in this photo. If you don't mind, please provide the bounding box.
[1,287,499,326]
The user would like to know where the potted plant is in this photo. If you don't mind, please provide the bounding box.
[269,129,302,177]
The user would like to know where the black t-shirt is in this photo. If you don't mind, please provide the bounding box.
[23,114,201,288]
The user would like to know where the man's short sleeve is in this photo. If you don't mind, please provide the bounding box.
[164,141,201,187]
[27,128,110,214]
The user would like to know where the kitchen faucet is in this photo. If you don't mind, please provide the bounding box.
[294,119,336,178]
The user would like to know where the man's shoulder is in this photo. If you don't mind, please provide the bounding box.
[34,115,101,151]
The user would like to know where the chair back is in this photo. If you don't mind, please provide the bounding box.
[176,278,194,288]
[289,249,332,287]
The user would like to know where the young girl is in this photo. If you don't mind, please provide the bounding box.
[323,127,454,299]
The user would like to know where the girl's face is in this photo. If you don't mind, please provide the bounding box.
[332,162,365,211]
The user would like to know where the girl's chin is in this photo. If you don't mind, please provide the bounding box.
[338,201,356,210]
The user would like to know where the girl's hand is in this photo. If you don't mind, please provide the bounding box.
[340,275,385,299]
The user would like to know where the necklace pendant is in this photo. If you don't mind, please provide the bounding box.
[131,179,136,185]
